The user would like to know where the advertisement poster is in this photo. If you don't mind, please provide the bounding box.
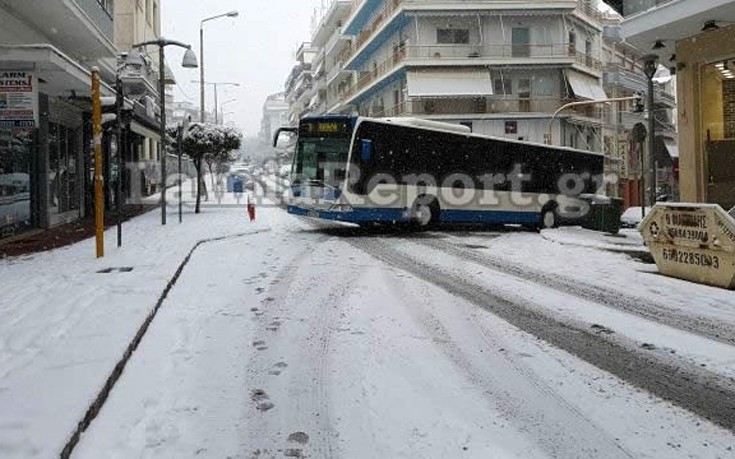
[0,71,39,129]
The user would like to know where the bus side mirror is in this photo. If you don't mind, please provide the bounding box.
[273,127,298,147]
[361,139,372,162]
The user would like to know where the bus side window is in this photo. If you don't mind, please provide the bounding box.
[361,139,372,162]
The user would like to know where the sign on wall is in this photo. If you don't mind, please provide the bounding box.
[0,71,39,129]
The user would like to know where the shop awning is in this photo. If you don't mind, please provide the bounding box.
[654,136,675,167]
[130,120,161,142]
[664,140,679,159]
[0,45,114,98]
[566,70,607,101]
[407,70,494,98]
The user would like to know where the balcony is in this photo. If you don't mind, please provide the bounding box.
[74,0,114,41]
[343,43,601,103]
[371,97,593,118]
[604,63,648,93]
[342,0,589,67]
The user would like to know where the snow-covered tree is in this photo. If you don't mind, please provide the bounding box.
[169,123,242,214]
[204,125,242,189]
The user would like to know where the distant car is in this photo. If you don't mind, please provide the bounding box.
[231,163,251,174]
[620,206,650,229]
[278,164,292,178]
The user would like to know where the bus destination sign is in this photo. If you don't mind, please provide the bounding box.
[301,119,351,138]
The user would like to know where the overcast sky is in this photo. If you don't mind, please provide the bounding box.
[161,0,323,137]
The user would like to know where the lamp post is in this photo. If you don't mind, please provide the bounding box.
[191,81,239,124]
[200,11,239,123]
[133,37,198,225]
[642,54,659,210]
[220,98,237,124]
[545,95,641,145]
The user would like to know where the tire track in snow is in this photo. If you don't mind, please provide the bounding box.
[382,268,635,458]
[343,234,735,432]
[419,235,735,346]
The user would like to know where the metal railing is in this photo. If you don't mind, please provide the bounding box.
[341,0,606,67]
[371,97,602,118]
[342,43,602,101]
[73,0,114,41]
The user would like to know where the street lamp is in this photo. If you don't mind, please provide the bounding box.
[133,37,198,225]
[200,11,239,123]
[191,81,239,124]
[642,54,659,210]
[220,98,237,124]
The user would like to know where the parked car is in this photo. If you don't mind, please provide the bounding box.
[620,206,650,229]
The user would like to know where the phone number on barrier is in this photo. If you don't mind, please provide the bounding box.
[662,248,720,269]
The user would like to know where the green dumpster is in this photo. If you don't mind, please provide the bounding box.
[580,195,623,234]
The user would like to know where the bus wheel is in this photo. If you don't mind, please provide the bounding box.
[539,205,558,230]
[411,196,439,228]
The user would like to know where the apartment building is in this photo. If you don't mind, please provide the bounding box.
[600,16,677,205]
[260,92,290,145]
[303,0,611,149]
[284,43,319,125]
[0,0,118,239]
[620,0,735,210]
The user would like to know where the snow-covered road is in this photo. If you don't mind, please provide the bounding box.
[2,178,735,458]
[72,203,733,458]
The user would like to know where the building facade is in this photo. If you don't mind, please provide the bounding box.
[113,0,174,200]
[600,16,677,206]
[620,0,735,210]
[301,0,611,148]
[275,0,677,205]
[0,0,118,240]
[260,92,290,145]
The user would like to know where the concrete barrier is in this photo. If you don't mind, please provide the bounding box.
[640,203,735,289]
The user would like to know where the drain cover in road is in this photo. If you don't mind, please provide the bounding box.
[96,267,134,274]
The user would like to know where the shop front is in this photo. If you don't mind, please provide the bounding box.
[0,45,113,242]
[621,1,735,211]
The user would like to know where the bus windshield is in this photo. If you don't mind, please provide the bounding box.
[294,137,350,186]
[292,118,353,187]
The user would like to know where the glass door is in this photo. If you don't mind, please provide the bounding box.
[0,128,33,238]
[48,123,79,216]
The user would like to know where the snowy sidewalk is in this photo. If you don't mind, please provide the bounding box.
[0,178,271,458]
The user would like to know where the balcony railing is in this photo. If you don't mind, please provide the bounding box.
[342,0,600,67]
[73,0,114,41]
[371,97,604,119]
[343,43,601,101]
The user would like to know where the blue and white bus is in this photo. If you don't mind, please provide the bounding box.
[274,115,604,229]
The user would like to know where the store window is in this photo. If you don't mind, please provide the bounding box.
[700,58,735,206]
[0,129,33,239]
[47,123,79,215]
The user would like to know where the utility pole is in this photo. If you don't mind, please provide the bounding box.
[115,69,124,247]
[91,67,104,258]
[200,26,205,123]
[642,54,660,209]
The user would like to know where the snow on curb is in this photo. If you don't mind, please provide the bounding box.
[60,229,270,459]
